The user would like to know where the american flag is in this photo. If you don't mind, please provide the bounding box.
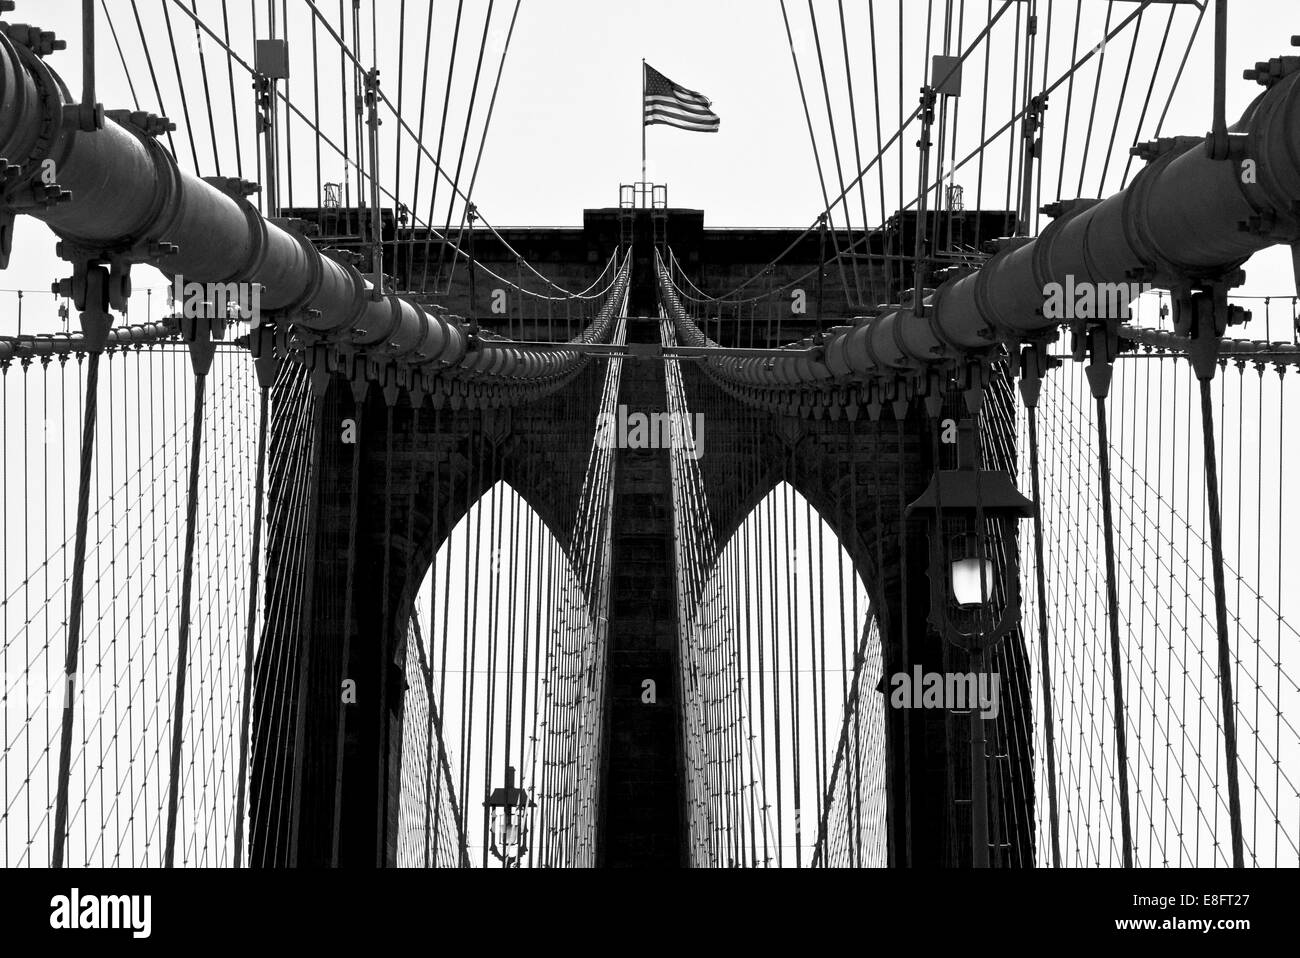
[643,63,720,132]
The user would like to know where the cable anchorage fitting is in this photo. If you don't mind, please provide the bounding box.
[1170,276,1251,382]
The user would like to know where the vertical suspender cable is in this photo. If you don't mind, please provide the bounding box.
[288,381,328,865]
[1021,372,1062,868]
[858,414,879,866]
[376,401,397,866]
[766,486,784,864]
[1093,394,1134,867]
[51,351,103,869]
[895,416,912,866]
[481,451,503,866]
[1198,376,1245,867]
[460,418,484,853]
[1210,0,1229,160]
[394,397,425,862]
[1273,365,1284,866]
[424,404,440,868]
[783,448,803,866]
[234,385,271,868]
[164,371,210,867]
[742,402,761,866]
[861,415,883,864]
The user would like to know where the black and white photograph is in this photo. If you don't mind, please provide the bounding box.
[0,0,1294,942]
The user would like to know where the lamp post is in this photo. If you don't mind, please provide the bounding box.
[906,426,1034,867]
[485,765,532,868]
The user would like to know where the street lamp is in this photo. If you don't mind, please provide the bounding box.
[906,431,1034,868]
[485,766,532,867]
[906,468,1033,652]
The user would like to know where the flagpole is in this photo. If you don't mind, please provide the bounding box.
[641,59,647,186]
